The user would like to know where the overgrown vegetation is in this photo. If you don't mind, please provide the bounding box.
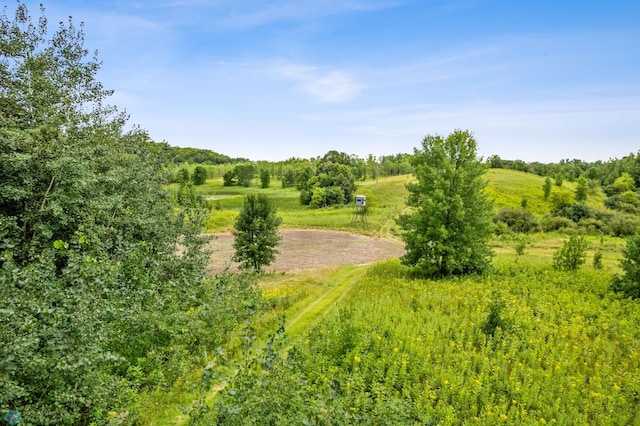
[193,260,640,424]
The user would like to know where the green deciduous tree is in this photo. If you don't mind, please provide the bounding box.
[543,176,552,199]
[298,151,356,207]
[233,194,282,272]
[235,163,255,187]
[0,3,210,422]
[575,176,588,202]
[611,229,640,298]
[398,130,494,277]
[176,167,190,184]
[553,235,588,271]
[193,165,208,185]
[260,168,270,188]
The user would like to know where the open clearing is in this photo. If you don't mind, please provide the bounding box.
[206,229,405,273]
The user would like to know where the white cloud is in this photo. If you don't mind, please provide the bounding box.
[272,63,362,103]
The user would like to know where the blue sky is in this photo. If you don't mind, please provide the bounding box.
[21,0,640,162]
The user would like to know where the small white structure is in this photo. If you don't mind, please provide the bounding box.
[351,195,367,225]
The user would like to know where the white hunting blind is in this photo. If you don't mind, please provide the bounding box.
[354,195,366,207]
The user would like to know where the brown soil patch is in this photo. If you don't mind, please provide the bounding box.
[206,229,405,273]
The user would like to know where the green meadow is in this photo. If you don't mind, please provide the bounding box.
[145,168,640,425]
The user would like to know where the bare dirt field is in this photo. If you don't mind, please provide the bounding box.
[206,229,406,273]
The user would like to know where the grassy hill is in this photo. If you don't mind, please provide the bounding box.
[178,168,607,235]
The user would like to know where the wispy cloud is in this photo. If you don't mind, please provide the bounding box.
[157,0,405,29]
[273,63,362,103]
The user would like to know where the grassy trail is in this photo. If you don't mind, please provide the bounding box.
[284,265,366,341]
[169,266,367,425]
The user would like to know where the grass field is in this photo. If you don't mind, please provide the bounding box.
[148,168,637,425]
[173,174,412,236]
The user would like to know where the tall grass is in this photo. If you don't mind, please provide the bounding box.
[206,259,640,425]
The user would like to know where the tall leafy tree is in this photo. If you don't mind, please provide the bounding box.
[233,194,282,272]
[398,130,493,277]
[575,176,588,202]
[543,176,552,199]
[193,165,208,185]
[260,168,271,188]
[1,3,209,422]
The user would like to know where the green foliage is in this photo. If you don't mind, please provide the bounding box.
[554,202,593,223]
[192,165,208,185]
[481,292,510,336]
[162,144,242,165]
[259,168,270,188]
[222,169,235,186]
[176,168,191,185]
[0,4,212,423]
[549,191,573,212]
[234,163,255,187]
[493,208,539,233]
[543,176,552,199]
[233,194,282,272]
[613,172,636,193]
[281,167,296,188]
[575,176,588,202]
[592,250,603,269]
[553,235,588,271]
[611,229,640,298]
[514,235,530,255]
[204,260,640,425]
[398,130,494,276]
[299,151,356,207]
[540,215,575,232]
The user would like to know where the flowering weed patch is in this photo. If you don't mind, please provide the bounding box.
[208,259,640,424]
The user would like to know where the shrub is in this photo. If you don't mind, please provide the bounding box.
[554,202,593,223]
[176,168,190,185]
[493,208,539,233]
[604,194,640,214]
[325,186,346,206]
[299,189,312,205]
[193,166,208,185]
[593,250,603,269]
[310,187,327,208]
[611,229,640,298]
[553,235,588,271]
[540,215,575,232]
[603,212,640,237]
[260,169,270,188]
[514,235,529,255]
[481,292,510,337]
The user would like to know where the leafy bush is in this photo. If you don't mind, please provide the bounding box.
[554,202,593,223]
[602,212,640,237]
[193,166,208,185]
[604,194,640,214]
[611,230,640,298]
[540,215,575,232]
[493,208,539,233]
[481,292,510,336]
[553,235,588,271]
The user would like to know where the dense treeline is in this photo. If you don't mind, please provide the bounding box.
[160,143,248,165]
[488,153,640,189]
